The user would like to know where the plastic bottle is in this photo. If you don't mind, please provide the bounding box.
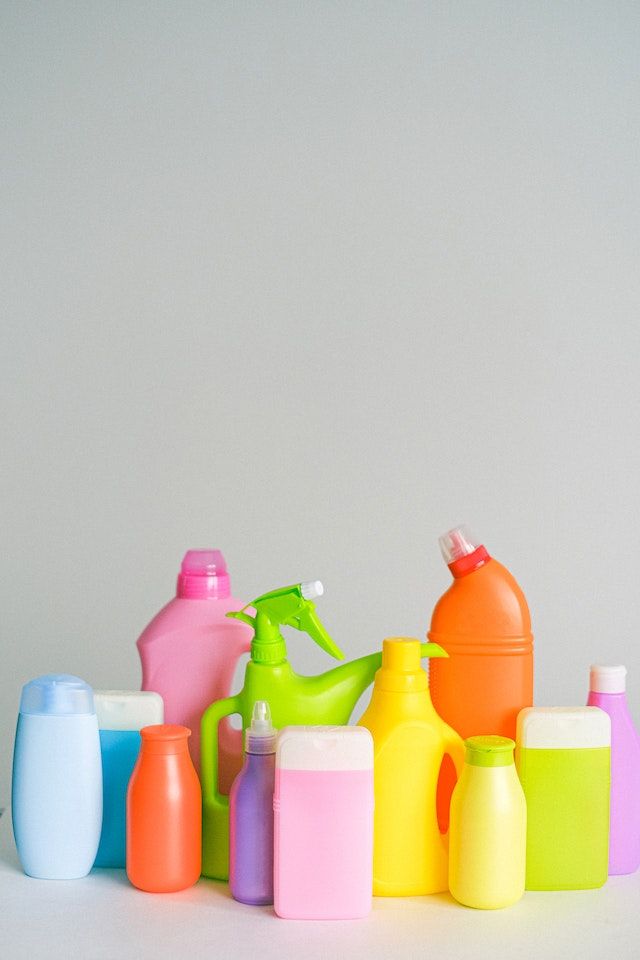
[93,690,164,868]
[449,736,526,909]
[358,638,465,896]
[429,526,534,740]
[273,725,374,920]
[429,526,533,827]
[587,665,640,875]
[516,706,610,890]
[126,724,201,893]
[137,549,252,786]
[12,674,102,879]
[201,579,410,880]
[229,701,277,905]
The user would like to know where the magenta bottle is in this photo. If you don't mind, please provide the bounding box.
[229,701,276,905]
[588,665,640,875]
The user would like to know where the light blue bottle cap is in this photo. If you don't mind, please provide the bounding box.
[19,674,95,716]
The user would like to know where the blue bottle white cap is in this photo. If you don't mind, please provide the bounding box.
[93,690,164,730]
[19,674,95,716]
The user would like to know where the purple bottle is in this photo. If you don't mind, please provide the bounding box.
[588,665,640,875]
[229,700,276,904]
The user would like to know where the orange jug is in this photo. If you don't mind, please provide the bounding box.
[428,527,533,825]
[127,724,201,893]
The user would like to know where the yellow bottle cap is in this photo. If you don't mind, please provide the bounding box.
[376,638,428,692]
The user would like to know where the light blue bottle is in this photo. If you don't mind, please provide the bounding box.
[93,690,164,868]
[12,674,102,879]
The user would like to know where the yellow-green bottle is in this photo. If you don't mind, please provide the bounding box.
[449,736,526,909]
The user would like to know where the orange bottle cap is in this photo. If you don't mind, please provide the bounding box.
[140,723,191,754]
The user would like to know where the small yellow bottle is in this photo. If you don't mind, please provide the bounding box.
[449,736,526,909]
[358,638,464,896]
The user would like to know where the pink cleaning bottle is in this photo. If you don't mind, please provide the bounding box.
[588,664,640,875]
[273,726,374,920]
[137,550,252,789]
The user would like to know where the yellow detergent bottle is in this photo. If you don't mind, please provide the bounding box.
[358,637,465,896]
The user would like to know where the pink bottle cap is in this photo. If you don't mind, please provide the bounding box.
[176,550,231,599]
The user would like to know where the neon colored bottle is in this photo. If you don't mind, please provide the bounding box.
[137,549,252,787]
[201,580,407,880]
[229,701,277,905]
[12,674,102,880]
[587,665,640,875]
[273,725,374,920]
[429,526,534,740]
[93,690,164,868]
[516,706,610,890]
[449,736,526,909]
[126,724,201,893]
[358,638,465,896]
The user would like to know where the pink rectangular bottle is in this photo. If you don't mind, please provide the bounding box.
[274,726,374,920]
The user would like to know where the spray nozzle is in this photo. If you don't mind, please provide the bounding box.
[227,581,344,665]
[245,700,277,754]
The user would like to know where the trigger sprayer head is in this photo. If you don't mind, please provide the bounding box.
[246,700,277,754]
[227,580,343,664]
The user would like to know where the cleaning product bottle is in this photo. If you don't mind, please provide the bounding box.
[127,724,201,893]
[358,637,465,896]
[229,700,277,905]
[587,665,640,875]
[137,549,252,787]
[12,674,102,879]
[516,706,610,890]
[201,580,424,880]
[449,736,526,909]
[93,690,164,868]
[273,725,374,920]
[429,526,533,740]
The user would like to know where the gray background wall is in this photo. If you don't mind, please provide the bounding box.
[2,1,639,799]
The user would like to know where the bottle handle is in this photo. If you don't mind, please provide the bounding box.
[217,643,252,775]
[201,694,243,806]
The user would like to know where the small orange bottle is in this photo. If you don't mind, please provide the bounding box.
[127,724,201,893]
[428,526,533,826]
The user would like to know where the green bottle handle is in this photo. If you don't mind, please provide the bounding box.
[201,693,243,806]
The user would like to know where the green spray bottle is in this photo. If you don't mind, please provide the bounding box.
[200,580,446,879]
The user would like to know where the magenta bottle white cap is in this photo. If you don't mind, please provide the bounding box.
[590,664,627,694]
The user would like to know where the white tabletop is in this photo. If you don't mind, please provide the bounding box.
[2,810,639,960]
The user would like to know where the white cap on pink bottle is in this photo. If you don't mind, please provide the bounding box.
[590,664,627,694]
